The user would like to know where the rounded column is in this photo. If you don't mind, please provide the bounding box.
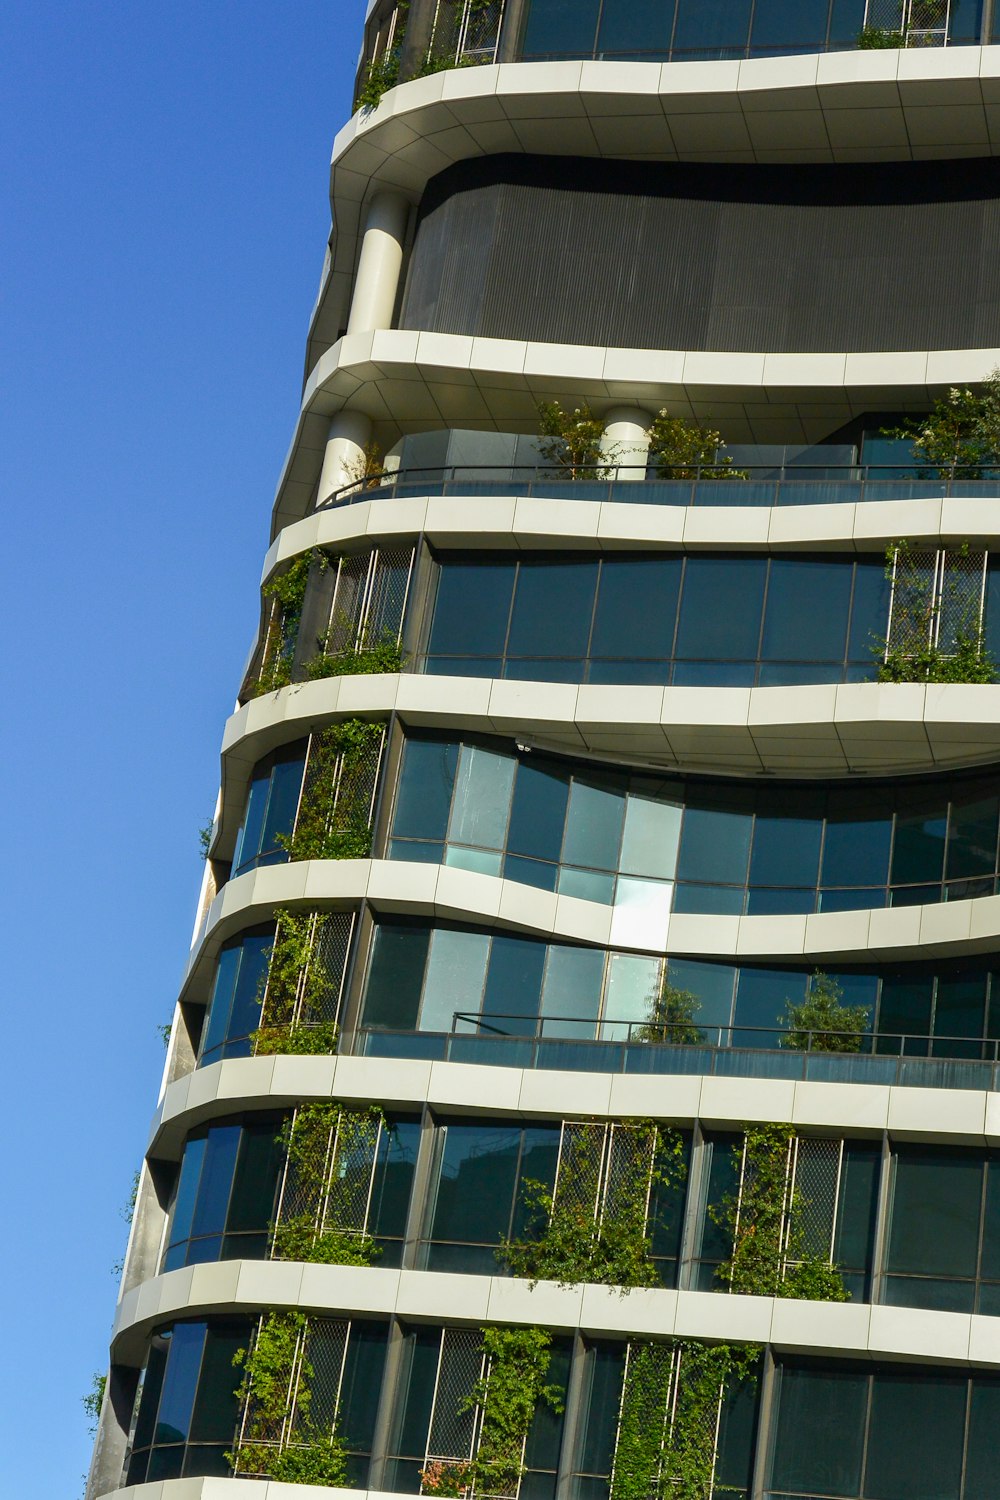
[602,406,651,479]
[346,191,409,335]
[317,410,373,503]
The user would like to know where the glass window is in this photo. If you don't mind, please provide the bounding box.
[761,557,852,662]
[482,934,547,1030]
[449,744,515,851]
[231,742,307,877]
[734,967,805,1039]
[521,0,601,56]
[540,945,606,1036]
[666,959,735,1034]
[676,794,753,886]
[596,0,674,55]
[751,0,831,49]
[769,1364,867,1496]
[620,791,681,879]
[507,759,569,864]
[877,974,933,1040]
[847,557,891,664]
[562,776,625,871]
[865,1369,965,1499]
[429,560,515,658]
[675,557,765,661]
[672,0,752,54]
[394,739,458,841]
[886,1147,983,1279]
[591,557,680,660]
[419,928,490,1033]
[821,792,892,889]
[431,1122,528,1248]
[891,792,947,886]
[749,800,823,889]
[199,928,274,1066]
[602,953,661,1038]
[363,924,430,1030]
[946,793,999,881]
[507,560,598,659]
[965,1377,1000,1499]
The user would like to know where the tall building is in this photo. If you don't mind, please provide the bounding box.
[89,5,1000,1500]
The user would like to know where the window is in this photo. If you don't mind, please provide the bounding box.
[198,926,274,1066]
[231,741,307,877]
[162,1115,284,1271]
[125,1319,250,1484]
[883,1146,1000,1313]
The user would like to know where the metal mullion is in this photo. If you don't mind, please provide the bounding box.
[331,1320,351,1443]
[830,1139,846,1264]
[325,556,345,654]
[357,550,379,653]
[316,1112,341,1238]
[361,1118,386,1238]
[974,1155,990,1306]
[779,1136,797,1276]
[396,545,417,648]
[977,548,989,641]
[729,1136,750,1293]
[884,543,901,660]
[753,555,772,684]
[931,548,946,650]
[283,1320,309,1450]
[292,911,321,1027]
[869,1132,894,1305]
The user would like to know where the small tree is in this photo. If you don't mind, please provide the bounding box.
[884,371,1000,479]
[537,400,617,478]
[645,409,744,479]
[633,979,704,1045]
[781,972,870,1054]
[342,439,387,495]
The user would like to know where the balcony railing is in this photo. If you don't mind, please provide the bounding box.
[355,1012,1000,1092]
[319,464,1000,514]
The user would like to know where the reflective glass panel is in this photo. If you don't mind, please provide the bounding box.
[769,1364,866,1495]
[865,1369,965,1499]
[428,560,515,657]
[363,924,430,1029]
[420,928,491,1032]
[394,739,459,840]
[672,0,752,52]
[508,560,598,658]
[562,777,626,871]
[675,557,765,660]
[449,744,515,850]
[886,1147,983,1278]
[620,792,681,879]
[761,557,852,661]
[591,557,680,659]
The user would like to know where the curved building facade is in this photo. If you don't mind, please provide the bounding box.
[89,8,1000,1500]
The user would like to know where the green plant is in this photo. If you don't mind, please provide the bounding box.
[302,630,404,680]
[782,971,870,1053]
[611,1340,759,1500]
[499,1123,686,1290]
[537,400,616,478]
[270,1102,385,1265]
[875,540,997,684]
[276,719,385,864]
[229,1311,350,1484]
[250,907,342,1055]
[857,24,904,46]
[883,372,1000,478]
[356,48,401,108]
[343,438,387,491]
[713,1125,849,1302]
[198,818,214,859]
[465,1326,564,1497]
[157,1019,172,1048]
[645,410,746,480]
[633,978,704,1045]
[247,552,322,698]
[83,1371,106,1437]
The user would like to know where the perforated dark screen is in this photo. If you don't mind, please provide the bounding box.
[399,154,1000,354]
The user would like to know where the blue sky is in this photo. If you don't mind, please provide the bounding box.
[1,2,367,1491]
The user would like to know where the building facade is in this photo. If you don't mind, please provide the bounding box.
[88,5,1000,1500]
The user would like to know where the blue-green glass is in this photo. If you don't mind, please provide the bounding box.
[483,934,547,1027]
[393,738,459,840]
[699,1134,741,1267]
[891,797,947,886]
[579,1343,627,1475]
[821,793,891,888]
[847,557,891,662]
[166,1136,207,1261]
[865,1369,965,1499]
[188,1324,244,1442]
[979,1159,1000,1280]
[834,1143,880,1283]
[227,1121,283,1234]
[596,0,674,55]
[508,560,598,659]
[190,1125,240,1239]
[541,945,605,1034]
[429,560,516,658]
[337,1322,390,1462]
[154,1321,205,1445]
[677,797,753,885]
[886,1148,983,1277]
[362,924,430,1029]
[449,743,515,850]
[370,1119,420,1242]
[132,1338,169,1454]
[877,975,933,1039]
[675,557,766,660]
[591,557,680,659]
[223,932,272,1056]
[521,0,601,56]
[751,0,830,47]
[749,805,823,888]
[734,967,804,1037]
[419,928,490,1032]
[562,777,625,871]
[935,970,987,1039]
[964,1376,1000,1499]
[946,794,998,880]
[673,0,751,52]
[769,1364,866,1495]
[666,959,736,1032]
[508,759,570,862]
[431,1122,524,1243]
[761,557,852,660]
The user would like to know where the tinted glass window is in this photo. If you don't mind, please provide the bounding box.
[363,925,430,1029]
[199,928,274,1067]
[429,560,515,657]
[232,742,307,877]
[522,0,600,54]
[394,739,458,841]
[591,557,680,659]
[675,557,765,661]
[673,0,752,53]
[507,560,597,659]
[770,1365,866,1495]
[761,557,851,661]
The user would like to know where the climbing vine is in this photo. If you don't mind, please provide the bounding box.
[302,630,405,681]
[228,1311,348,1484]
[499,1123,686,1291]
[248,553,319,697]
[875,540,997,684]
[611,1340,758,1500]
[277,719,385,863]
[713,1125,848,1301]
[270,1102,385,1266]
[251,908,341,1056]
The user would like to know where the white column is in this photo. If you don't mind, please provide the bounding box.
[601,406,652,479]
[317,410,373,502]
[346,191,409,335]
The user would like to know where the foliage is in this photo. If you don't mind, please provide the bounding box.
[247,553,321,698]
[537,400,617,478]
[357,48,401,109]
[83,1371,106,1437]
[269,1102,385,1265]
[229,1311,349,1484]
[646,410,745,480]
[342,439,387,493]
[198,818,214,859]
[857,24,904,45]
[157,1019,172,1048]
[302,631,405,680]
[713,1126,849,1302]
[883,372,1000,478]
[782,971,870,1053]
[611,1341,759,1500]
[420,1459,471,1496]
[499,1123,686,1290]
[276,719,384,863]
[875,540,997,684]
[465,1327,564,1497]
[633,979,704,1045]
[250,907,341,1056]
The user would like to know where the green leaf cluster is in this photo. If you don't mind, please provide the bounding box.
[468,1327,564,1497]
[246,553,320,698]
[857,24,904,45]
[713,1125,849,1302]
[250,907,341,1056]
[781,971,870,1054]
[875,540,997,684]
[646,410,745,480]
[499,1123,686,1291]
[270,1102,385,1267]
[633,980,704,1045]
[83,1371,106,1437]
[883,372,1000,478]
[277,720,384,864]
[537,400,615,478]
[302,632,404,680]
[228,1311,349,1485]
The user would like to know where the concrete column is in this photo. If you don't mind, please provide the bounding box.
[317,410,373,503]
[602,405,652,479]
[347,191,409,335]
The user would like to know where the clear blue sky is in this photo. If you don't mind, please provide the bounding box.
[1,2,367,1492]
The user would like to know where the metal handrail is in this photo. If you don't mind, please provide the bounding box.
[318,462,1000,513]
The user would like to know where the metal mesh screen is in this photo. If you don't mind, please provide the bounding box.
[298,1319,349,1440]
[322,1112,384,1236]
[554,1122,606,1223]
[429,0,506,64]
[603,1124,656,1226]
[326,553,372,654]
[887,546,939,656]
[236,1316,350,1469]
[905,0,950,43]
[238,1315,306,1452]
[321,547,414,658]
[790,1138,843,1262]
[864,0,906,27]
[939,548,986,651]
[301,912,356,1027]
[328,725,386,833]
[425,1329,486,1468]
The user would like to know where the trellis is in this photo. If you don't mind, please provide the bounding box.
[282,720,387,863]
[611,1341,723,1500]
[553,1120,660,1236]
[427,0,507,66]
[885,545,987,661]
[270,1104,385,1260]
[255,909,356,1046]
[232,1314,351,1475]
[303,545,415,665]
[732,1133,844,1282]
[863,0,951,44]
[420,1328,527,1500]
